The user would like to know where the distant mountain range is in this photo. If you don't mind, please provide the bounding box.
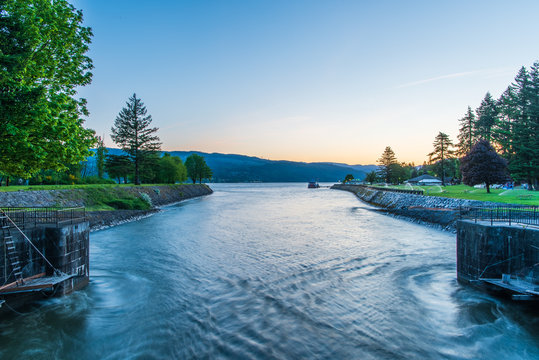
[94,148,377,183]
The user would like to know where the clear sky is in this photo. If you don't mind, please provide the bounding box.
[72,0,539,165]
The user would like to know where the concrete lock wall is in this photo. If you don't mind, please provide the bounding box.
[1,221,90,294]
[456,220,539,283]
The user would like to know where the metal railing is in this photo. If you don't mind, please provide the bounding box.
[0,207,86,229]
[460,205,538,226]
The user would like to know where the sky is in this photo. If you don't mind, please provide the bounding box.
[72,0,539,165]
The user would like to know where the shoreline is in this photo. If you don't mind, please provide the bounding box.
[87,185,213,231]
[331,184,509,231]
[0,184,213,232]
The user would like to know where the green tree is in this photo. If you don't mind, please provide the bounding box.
[0,0,96,181]
[365,171,378,184]
[474,92,497,142]
[496,64,539,189]
[158,153,187,184]
[427,132,454,185]
[431,158,460,183]
[202,163,213,183]
[105,154,132,184]
[111,94,161,185]
[390,162,413,184]
[343,174,354,183]
[377,146,398,183]
[460,139,508,193]
[95,136,108,179]
[185,154,212,184]
[456,106,476,156]
[139,152,161,183]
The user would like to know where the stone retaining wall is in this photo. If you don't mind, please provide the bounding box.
[0,184,213,231]
[0,184,213,208]
[332,184,506,229]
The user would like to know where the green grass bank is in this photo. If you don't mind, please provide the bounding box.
[378,184,538,205]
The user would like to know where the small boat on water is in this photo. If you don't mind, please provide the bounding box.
[307,181,320,189]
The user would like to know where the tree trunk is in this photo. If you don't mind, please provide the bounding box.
[135,157,140,185]
[486,183,490,193]
[6,177,9,187]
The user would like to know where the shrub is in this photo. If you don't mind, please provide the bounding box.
[139,192,153,207]
[104,198,150,210]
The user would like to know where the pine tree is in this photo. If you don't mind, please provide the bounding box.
[377,146,398,184]
[427,132,454,185]
[494,87,516,157]
[496,65,539,189]
[460,139,508,193]
[527,62,539,189]
[474,92,498,142]
[111,94,161,185]
[456,106,476,156]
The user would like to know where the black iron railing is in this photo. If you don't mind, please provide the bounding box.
[0,207,86,229]
[460,205,538,226]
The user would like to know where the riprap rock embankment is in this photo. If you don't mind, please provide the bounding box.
[332,184,505,229]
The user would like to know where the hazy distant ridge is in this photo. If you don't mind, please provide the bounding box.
[100,149,374,182]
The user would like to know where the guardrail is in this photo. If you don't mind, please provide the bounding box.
[0,207,86,229]
[460,205,538,227]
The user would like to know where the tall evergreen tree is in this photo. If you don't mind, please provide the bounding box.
[427,132,454,185]
[474,92,498,142]
[110,94,161,185]
[494,87,517,156]
[460,140,508,193]
[527,62,539,189]
[456,106,476,156]
[377,146,398,184]
[495,65,539,189]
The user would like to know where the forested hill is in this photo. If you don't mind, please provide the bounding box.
[101,149,377,182]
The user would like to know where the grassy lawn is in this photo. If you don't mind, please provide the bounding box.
[388,184,538,205]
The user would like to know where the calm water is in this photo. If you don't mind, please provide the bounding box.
[1,183,538,359]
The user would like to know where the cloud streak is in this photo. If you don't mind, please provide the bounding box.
[394,71,480,89]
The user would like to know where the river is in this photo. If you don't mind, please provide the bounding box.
[1,183,538,359]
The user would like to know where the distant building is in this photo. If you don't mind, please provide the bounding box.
[405,174,442,186]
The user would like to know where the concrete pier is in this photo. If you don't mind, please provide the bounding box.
[1,211,89,311]
[456,220,539,284]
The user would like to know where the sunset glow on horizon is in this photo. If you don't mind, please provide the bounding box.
[74,0,539,165]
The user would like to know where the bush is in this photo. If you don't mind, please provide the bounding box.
[139,192,153,207]
[104,198,151,210]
